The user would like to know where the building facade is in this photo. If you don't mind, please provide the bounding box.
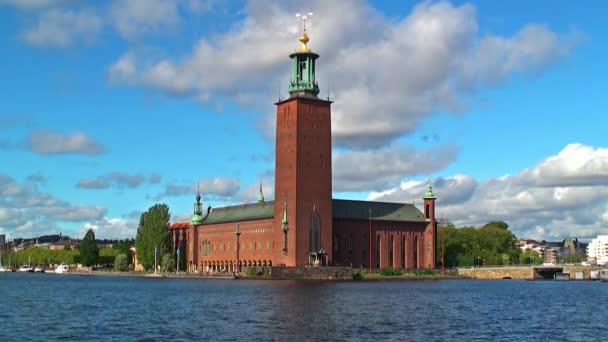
[170,29,437,272]
[587,235,608,265]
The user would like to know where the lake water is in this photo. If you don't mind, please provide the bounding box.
[1,273,606,341]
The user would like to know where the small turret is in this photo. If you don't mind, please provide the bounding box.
[191,184,204,226]
[257,178,265,203]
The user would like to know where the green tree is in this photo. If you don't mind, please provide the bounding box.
[79,229,99,266]
[161,253,175,272]
[112,240,132,265]
[63,244,71,251]
[135,204,171,270]
[114,254,129,271]
[520,250,543,265]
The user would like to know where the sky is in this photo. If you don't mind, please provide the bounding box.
[1,0,607,241]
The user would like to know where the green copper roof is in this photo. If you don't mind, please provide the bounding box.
[257,180,264,203]
[193,199,426,226]
[191,214,204,225]
[424,180,436,199]
[332,199,426,222]
[202,201,275,225]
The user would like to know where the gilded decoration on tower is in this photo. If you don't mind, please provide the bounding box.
[288,12,320,96]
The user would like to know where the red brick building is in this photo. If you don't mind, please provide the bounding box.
[170,29,437,273]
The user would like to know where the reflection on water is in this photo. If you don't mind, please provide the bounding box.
[1,273,606,341]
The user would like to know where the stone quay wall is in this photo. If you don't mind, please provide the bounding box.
[458,267,534,279]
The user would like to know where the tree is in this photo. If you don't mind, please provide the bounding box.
[135,204,171,270]
[63,244,71,251]
[112,241,132,264]
[114,254,129,271]
[520,250,543,265]
[80,229,99,267]
[161,253,175,272]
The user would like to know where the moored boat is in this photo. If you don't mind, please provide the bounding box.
[600,269,608,282]
[34,266,45,273]
[18,265,34,272]
[54,264,69,274]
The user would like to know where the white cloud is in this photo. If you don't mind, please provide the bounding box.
[26,130,105,155]
[1,0,65,11]
[0,173,108,238]
[154,176,241,200]
[21,8,102,47]
[82,217,137,240]
[369,144,608,241]
[110,0,181,39]
[108,0,578,149]
[333,144,459,191]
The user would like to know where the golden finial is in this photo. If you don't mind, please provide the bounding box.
[296,12,313,52]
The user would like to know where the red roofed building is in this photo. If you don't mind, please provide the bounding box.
[170,29,437,273]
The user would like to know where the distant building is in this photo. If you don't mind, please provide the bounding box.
[587,235,608,265]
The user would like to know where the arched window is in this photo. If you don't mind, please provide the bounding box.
[389,235,394,268]
[376,235,381,269]
[402,236,406,269]
[413,236,418,269]
[425,204,430,219]
[309,211,321,253]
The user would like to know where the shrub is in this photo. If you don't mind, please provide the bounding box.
[114,254,129,272]
[379,268,402,276]
[161,253,175,272]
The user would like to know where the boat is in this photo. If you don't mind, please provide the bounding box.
[18,265,34,272]
[554,272,570,280]
[600,269,608,282]
[54,264,69,274]
[34,266,45,273]
[18,256,34,272]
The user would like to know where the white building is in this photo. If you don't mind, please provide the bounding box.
[587,235,608,265]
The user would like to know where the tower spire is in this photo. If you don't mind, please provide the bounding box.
[424,179,436,199]
[289,12,319,97]
[258,177,265,203]
[191,183,204,225]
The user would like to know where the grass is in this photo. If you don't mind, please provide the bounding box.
[353,268,446,280]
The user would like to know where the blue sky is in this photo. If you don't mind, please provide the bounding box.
[1,0,607,241]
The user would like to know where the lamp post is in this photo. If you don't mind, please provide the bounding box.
[441,224,445,277]
[235,224,241,274]
[368,208,373,275]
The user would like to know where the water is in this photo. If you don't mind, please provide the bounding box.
[1,273,606,341]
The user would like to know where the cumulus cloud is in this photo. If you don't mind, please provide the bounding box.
[110,0,181,39]
[369,144,608,241]
[26,130,104,155]
[76,172,162,189]
[21,8,102,47]
[333,144,459,191]
[108,1,578,149]
[82,217,137,240]
[0,173,107,238]
[154,176,241,200]
[1,0,66,11]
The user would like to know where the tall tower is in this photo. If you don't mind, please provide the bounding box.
[274,24,332,266]
[423,180,437,269]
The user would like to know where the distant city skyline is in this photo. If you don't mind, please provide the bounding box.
[1,0,607,240]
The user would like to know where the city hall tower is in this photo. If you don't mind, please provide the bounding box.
[274,27,333,266]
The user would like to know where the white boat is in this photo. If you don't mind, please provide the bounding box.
[34,266,45,273]
[54,264,69,274]
[0,266,6,272]
[18,265,34,272]
[600,269,608,282]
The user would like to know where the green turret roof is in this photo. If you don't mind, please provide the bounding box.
[257,179,265,203]
[424,180,436,199]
